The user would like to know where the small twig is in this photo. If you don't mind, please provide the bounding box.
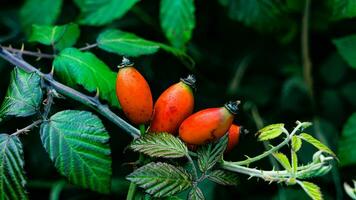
[0,45,54,59]
[12,120,43,136]
[42,88,55,119]
[79,43,98,51]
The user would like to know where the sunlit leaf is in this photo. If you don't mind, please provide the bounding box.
[299,133,336,157]
[273,152,292,172]
[40,110,112,193]
[257,123,285,141]
[292,135,302,152]
[297,181,323,200]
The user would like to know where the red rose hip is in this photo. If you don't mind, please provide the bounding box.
[179,101,240,145]
[149,75,195,134]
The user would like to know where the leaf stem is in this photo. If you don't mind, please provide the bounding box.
[12,119,43,136]
[79,43,98,51]
[231,121,307,166]
[187,154,198,181]
[0,46,141,138]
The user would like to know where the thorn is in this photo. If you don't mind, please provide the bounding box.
[50,65,55,77]
[20,43,25,52]
[94,88,100,100]
[248,176,253,180]
[36,48,42,61]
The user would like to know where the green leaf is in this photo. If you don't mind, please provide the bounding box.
[29,23,80,50]
[344,181,356,200]
[188,187,205,200]
[53,48,119,108]
[160,0,196,48]
[40,110,112,194]
[291,135,302,152]
[273,152,292,172]
[20,0,63,31]
[328,0,356,20]
[339,113,356,166]
[333,35,356,69]
[297,181,323,200]
[218,0,289,31]
[299,133,336,157]
[97,29,160,57]
[127,162,192,197]
[291,151,298,174]
[208,170,239,186]
[0,134,28,200]
[74,0,139,26]
[257,123,285,141]
[0,68,42,120]
[197,135,228,172]
[130,132,188,158]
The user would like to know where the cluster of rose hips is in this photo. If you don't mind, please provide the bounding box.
[115,57,241,152]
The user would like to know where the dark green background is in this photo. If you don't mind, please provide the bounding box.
[0,0,355,199]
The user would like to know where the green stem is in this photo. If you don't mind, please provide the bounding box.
[126,124,145,200]
[231,122,307,166]
[126,182,137,200]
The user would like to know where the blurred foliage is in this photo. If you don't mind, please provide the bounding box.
[0,0,356,199]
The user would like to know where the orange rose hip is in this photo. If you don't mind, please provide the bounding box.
[179,101,240,145]
[115,57,153,125]
[226,124,241,152]
[149,75,195,134]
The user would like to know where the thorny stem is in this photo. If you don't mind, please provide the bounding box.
[220,156,331,183]
[12,120,43,136]
[0,45,54,59]
[231,121,308,166]
[0,46,141,139]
